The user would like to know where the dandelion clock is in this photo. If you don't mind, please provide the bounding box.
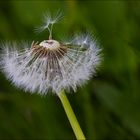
[0,11,102,139]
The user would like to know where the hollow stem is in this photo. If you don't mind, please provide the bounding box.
[58,90,86,140]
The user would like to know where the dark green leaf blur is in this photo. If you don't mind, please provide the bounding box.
[0,1,140,139]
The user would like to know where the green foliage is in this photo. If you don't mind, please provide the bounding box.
[0,1,140,139]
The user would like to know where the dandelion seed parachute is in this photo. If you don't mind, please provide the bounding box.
[0,13,101,95]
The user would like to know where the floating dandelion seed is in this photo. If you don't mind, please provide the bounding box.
[0,12,102,139]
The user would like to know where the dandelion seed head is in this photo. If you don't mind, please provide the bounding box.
[0,12,102,96]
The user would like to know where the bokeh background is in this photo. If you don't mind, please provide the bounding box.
[0,1,140,139]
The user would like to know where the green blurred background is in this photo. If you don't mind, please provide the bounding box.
[0,0,140,139]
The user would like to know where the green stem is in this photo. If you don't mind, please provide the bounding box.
[58,90,86,140]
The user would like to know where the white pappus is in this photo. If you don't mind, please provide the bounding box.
[0,12,102,95]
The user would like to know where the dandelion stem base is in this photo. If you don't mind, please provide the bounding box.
[58,90,86,140]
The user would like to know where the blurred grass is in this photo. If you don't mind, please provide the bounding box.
[0,0,140,139]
